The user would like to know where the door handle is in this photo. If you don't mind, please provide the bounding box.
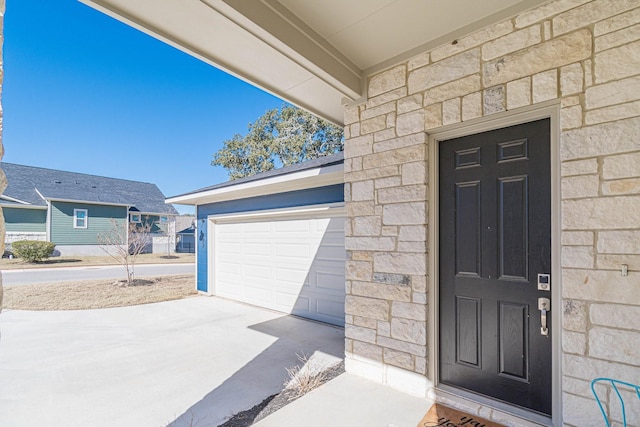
[538,298,550,336]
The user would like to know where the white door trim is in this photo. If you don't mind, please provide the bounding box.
[427,101,562,426]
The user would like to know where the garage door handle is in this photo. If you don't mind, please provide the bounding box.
[538,297,550,336]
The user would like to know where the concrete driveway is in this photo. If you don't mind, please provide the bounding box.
[0,296,344,427]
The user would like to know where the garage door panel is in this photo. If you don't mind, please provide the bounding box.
[213,212,345,326]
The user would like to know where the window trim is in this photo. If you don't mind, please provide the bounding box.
[73,208,88,229]
[130,213,142,223]
[160,215,169,223]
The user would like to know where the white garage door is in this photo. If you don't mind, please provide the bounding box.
[212,210,345,326]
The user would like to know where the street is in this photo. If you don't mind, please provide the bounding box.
[1,263,194,286]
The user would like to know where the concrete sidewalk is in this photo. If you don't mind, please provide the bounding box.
[253,373,433,427]
[0,296,343,427]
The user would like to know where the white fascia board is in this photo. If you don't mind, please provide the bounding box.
[0,195,32,205]
[166,163,343,206]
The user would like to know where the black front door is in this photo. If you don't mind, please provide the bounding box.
[438,119,552,416]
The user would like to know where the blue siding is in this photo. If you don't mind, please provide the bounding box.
[196,184,344,292]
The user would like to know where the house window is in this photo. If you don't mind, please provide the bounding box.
[73,209,88,229]
[160,216,168,223]
[130,213,141,223]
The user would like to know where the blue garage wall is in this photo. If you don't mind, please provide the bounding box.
[196,184,344,292]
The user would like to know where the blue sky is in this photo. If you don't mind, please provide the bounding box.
[3,1,284,214]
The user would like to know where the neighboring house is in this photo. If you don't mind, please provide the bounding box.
[84,1,640,426]
[168,153,345,325]
[1,163,178,256]
[174,215,196,253]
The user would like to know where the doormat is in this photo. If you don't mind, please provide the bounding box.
[417,403,506,427]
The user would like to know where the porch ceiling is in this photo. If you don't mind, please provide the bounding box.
[80,0,548,125]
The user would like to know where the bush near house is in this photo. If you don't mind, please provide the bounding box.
[11,240,56,263]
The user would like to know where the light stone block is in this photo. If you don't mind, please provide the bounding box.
[430,21,513,62]
[562,269,640,304]
[345,324,377,344]
[367,87,408,109]
[596,22,640,52]
[386,112,395,129]
[345,236,396,251]
[390,318,426,345]
[353,216,382,236]
[543,20,551,40]
[383,348,414,370]
[408,52,430,71]
[423,75,481,105]
[424,103,443,130]
[344,105,360,125]
[363,145,425,170]
[602,151,640,180]
[351,179,374,201]
[595,39,640,83]
[562,175,599,199]
[533,69,558,103]
[484,86,505,115]
[346,165,399,183]
[597,253,640,270]
[373,132,426,153]
[382,202,426,225]
[345,134,374,158]
[377,184,426,204]
[561,117,640,161]
[351,281,412,303]
[397,94,423,114]
[374,128,396,143]
[397,241,426,253]
[353,341,383,362]
[462,92,482,121]
[361,101,397,121]
[381,226,398,236]
[515,0,592,28]
[564,353,640,383]
[585,100,640,125]
[401,162,426,185]
[375,176,402,189]
[412,292,427,304]
[553,0,639,36]
[589,326,640,365]
[563,196,640,229]
[562,245,595,268]
[562,230,594,246]
[374,252,427,275]
[597,231,640,254]
[361,115,388,135]
[353,315,378,329]
[561,63,584,96]
[602,177,640,195]
[377,335,426,357]
[506,77,531,109]
[408,49,480,94]
[591,303,640,329]
[563,299,588,332]
[398,225,427,242]
[584,59,594,88]
[561,104,583,130]
[563,376,605,399]
[346,260,373,281]
[586,75,640,110]
[594,6,640,36]
[562,392,607,427]
[391,301,427,321]
[396,110,425,137]
[562,95,581,107]
[378,321,391,337]
[563,330,587,354]
[345,295,390,321]
[442,98,461,125]
[482,25,542,61]
[369,65,406,98]
[483,29,592,87]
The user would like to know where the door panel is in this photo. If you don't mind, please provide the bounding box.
[439,119,551,416]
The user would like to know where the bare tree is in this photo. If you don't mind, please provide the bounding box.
[97,218,152,285]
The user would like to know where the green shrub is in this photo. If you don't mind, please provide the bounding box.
[11,240,56,262]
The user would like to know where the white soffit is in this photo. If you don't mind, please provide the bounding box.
[80,0,548,125]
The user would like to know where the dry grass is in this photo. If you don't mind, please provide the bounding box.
[0,253,195,271]
[283,353,340,401]
[2,274,197,311]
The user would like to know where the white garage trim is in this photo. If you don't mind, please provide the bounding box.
[207,203,346,326]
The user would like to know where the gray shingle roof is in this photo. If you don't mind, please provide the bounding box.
[1,163,178,215]
[171,151,344,199]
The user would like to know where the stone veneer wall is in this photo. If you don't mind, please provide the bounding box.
[343,0,640,425]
